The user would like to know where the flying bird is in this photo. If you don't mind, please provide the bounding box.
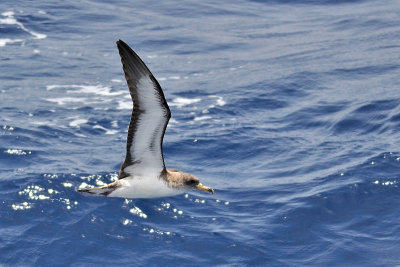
[77,40,214,198]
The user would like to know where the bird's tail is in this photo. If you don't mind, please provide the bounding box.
[77,181,119,196]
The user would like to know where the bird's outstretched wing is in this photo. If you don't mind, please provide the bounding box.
[116,40,171,179]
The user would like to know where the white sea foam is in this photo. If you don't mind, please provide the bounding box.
[169,118,178,124]
[158,76,181,81]
[2,125,14,131]
[93,125,118,135]
[4,149,31,155]
[69,118,88,128]
[4,149,32,156]
[170,97,201,108]
[30,120,57,127]
[46,84,125,109]
[194,115,212,121]
[74,133,87,138]
[44,97,86,105]
[68,85,122,96]
[216,98,226,106]
[201,96,226,114]
[117,100,132,110]
[209,95,226,106]
[0,38,23,47]
[0,11,46,43]
[46,84,123,96]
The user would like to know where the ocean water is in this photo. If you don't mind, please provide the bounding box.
[1,0,400,265]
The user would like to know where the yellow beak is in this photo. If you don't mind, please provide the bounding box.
[196,183,214,194]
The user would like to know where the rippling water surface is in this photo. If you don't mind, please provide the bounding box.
[1,0,400,265]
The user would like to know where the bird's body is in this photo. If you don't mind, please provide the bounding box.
[77,40,214,199]
[107,169,190,198]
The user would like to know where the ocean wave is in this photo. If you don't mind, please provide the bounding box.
[46,84,123,96]
[0,11,46,47]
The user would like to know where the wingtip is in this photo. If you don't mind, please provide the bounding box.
[116,39,129,48]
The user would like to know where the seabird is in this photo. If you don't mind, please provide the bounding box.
[77,40,214,198]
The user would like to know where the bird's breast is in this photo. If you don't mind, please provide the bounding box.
[108,175,185,199]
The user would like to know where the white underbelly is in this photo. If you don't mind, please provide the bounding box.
[108,176,185,199]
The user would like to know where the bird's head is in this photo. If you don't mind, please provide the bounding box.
[183,174,214,195]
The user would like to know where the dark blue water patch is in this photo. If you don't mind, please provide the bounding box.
[332,100,399,135]
[147,25,177,32]
[140,38,197,51]
[267,154,400,264]
[329,17,398,32]
[171,90,211,99]
[176,41,250,55]
[72,12,118,24]
[1,127,53,148]
[0,25,29,38]
[389,112,400,122]
[378,44,400,50]
[362,18,398,31]
[0,172,39,195]
[353,99,399,113]
[234,94,288,111]
[332,118,384,136]
[14,188,261,265]
[0,69,26,81]
[247,30,312,40]
[236,77,312,102]
[279,101,349,131]
[154,2,253,18]
[269,51,319,68]
[41,19,90,35]
[170,132,302,171]
[329,18,359,31]
[18,13,50,25]
[0,149,38,169]
[248,0,366,5]
[328,64,399,80]
[356,152,400,179]
[34,125,77,139]
[306,101,348,116]
[274,71,325,95]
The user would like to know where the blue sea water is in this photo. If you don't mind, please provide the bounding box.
[1,0,400,265]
